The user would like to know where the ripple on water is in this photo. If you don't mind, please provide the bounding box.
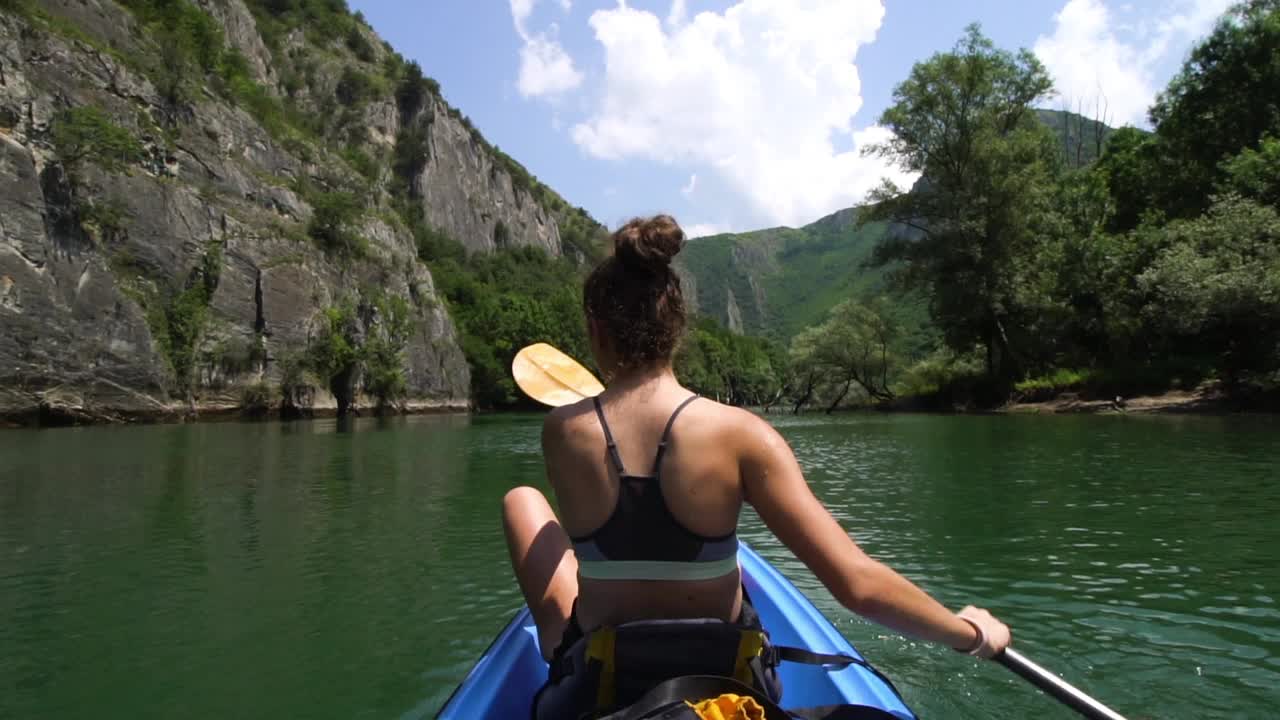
[2,413,1278,720]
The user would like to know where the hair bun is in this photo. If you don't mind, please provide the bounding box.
[614,215,685,272]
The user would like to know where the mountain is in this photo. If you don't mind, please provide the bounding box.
[0,0,603,424]
[1036,108,1120,168]
[679,208,900,341]
[679,109,1121,345]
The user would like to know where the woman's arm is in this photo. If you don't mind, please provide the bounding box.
[737,414,1010,658]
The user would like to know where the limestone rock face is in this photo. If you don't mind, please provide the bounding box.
[192,0,276,88]
[418,96,563,255]
[0,2,498,424]
[0,133,171,422]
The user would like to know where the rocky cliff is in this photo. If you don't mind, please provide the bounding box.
[0,0,599,425]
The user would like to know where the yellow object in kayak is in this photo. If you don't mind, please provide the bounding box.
[512,343,605,407]
[686,694,767,720]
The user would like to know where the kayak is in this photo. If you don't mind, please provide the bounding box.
[435,541,917,719]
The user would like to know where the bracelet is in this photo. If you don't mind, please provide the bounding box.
[955,616,986,656]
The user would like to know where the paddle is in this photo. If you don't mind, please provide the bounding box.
[510,343,1131,720]
[997,649,1128,720]
[512,343,604,407]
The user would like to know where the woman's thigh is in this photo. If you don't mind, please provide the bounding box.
[502,486,579,660]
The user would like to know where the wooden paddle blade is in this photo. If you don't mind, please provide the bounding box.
[512,343,605,407]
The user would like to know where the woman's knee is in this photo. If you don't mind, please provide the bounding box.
[503,486,554,534]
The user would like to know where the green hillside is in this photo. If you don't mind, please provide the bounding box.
[1036,108,1121,168]
[679,109,1121,346]
[679,207,925,343]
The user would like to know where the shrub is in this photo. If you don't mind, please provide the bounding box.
[306,190,366,256]
[412,221,466,264]
[240,381,275,414]
[894,349,985,398]
[493,220,511,248]
[75,198,131,244]
[392,125,429,195]
[345,24,375,62]
[51,107,144,173]
[1014,368,1094,398]
[342,147,379,181]
[335,66,375,106]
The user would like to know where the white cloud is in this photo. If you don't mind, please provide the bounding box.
[558,0,572,11]
[518,32,584,98]
[510,1,583,99]
[685,222,730,239]
[681,173,697,196]
[570,0,915,228]
[1034,0,1235,126]
[668,0,688,27]
[511,0,535,33]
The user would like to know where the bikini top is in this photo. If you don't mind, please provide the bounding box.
[570,395,740,582]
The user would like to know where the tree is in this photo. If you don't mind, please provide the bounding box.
[809,300,899,412]
[786,327,823,415]
[864,24,1058,381]
[363,293,413,410]
[1220,135,1280,207]
[1138,196,1280,388]
[1096,127,1162,233]
[1147,0,1280,219]
[307,302,363,416]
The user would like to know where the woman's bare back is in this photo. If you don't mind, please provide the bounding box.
[542,381,752,630]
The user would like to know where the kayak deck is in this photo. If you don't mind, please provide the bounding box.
[436,542,916,719]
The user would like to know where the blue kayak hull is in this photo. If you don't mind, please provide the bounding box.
[436,542,916,719]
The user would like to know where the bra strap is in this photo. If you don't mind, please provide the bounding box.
[652,395,700,472]
[593,396,628,476]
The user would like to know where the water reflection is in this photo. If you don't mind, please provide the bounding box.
[0,413,1276,719]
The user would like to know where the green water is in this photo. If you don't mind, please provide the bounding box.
[2,413,1278,719]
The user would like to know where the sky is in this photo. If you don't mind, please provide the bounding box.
[348,0,1236,237]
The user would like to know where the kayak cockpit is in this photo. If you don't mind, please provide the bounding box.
[435,543,915,719]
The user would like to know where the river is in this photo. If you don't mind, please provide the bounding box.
[1,412,1277,719]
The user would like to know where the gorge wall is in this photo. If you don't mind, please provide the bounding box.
[0,0,597,425]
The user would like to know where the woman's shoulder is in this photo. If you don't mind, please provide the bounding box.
[677,398,779,450]
[540,394,774,452]
[542,398,599,441]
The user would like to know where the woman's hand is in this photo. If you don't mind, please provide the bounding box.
[955,606,1012,659]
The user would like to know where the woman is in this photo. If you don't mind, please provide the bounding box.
[504,215,1011,717]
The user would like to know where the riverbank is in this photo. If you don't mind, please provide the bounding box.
[866,378,1280,416]
[1002,385,1221,414]
[8,380,1275,429]
[0,395,470,429]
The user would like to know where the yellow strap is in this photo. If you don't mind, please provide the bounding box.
[687,694,767,720]
[732,631,766,686]
[586,629,617,710]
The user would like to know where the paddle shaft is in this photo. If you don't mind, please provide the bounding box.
[997,649,1128,720]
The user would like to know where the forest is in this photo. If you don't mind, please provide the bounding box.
[687,1,1280,412]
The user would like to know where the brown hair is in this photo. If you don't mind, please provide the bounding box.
[583,215,687,370]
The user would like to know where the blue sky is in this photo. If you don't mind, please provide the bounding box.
[349,0,1235,236]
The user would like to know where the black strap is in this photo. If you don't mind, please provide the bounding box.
[769,646,904,702]
[651,395,700,472]
[593,396,627,475]
[773,646,861,667]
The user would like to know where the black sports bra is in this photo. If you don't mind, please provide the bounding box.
[570,396,739,582]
